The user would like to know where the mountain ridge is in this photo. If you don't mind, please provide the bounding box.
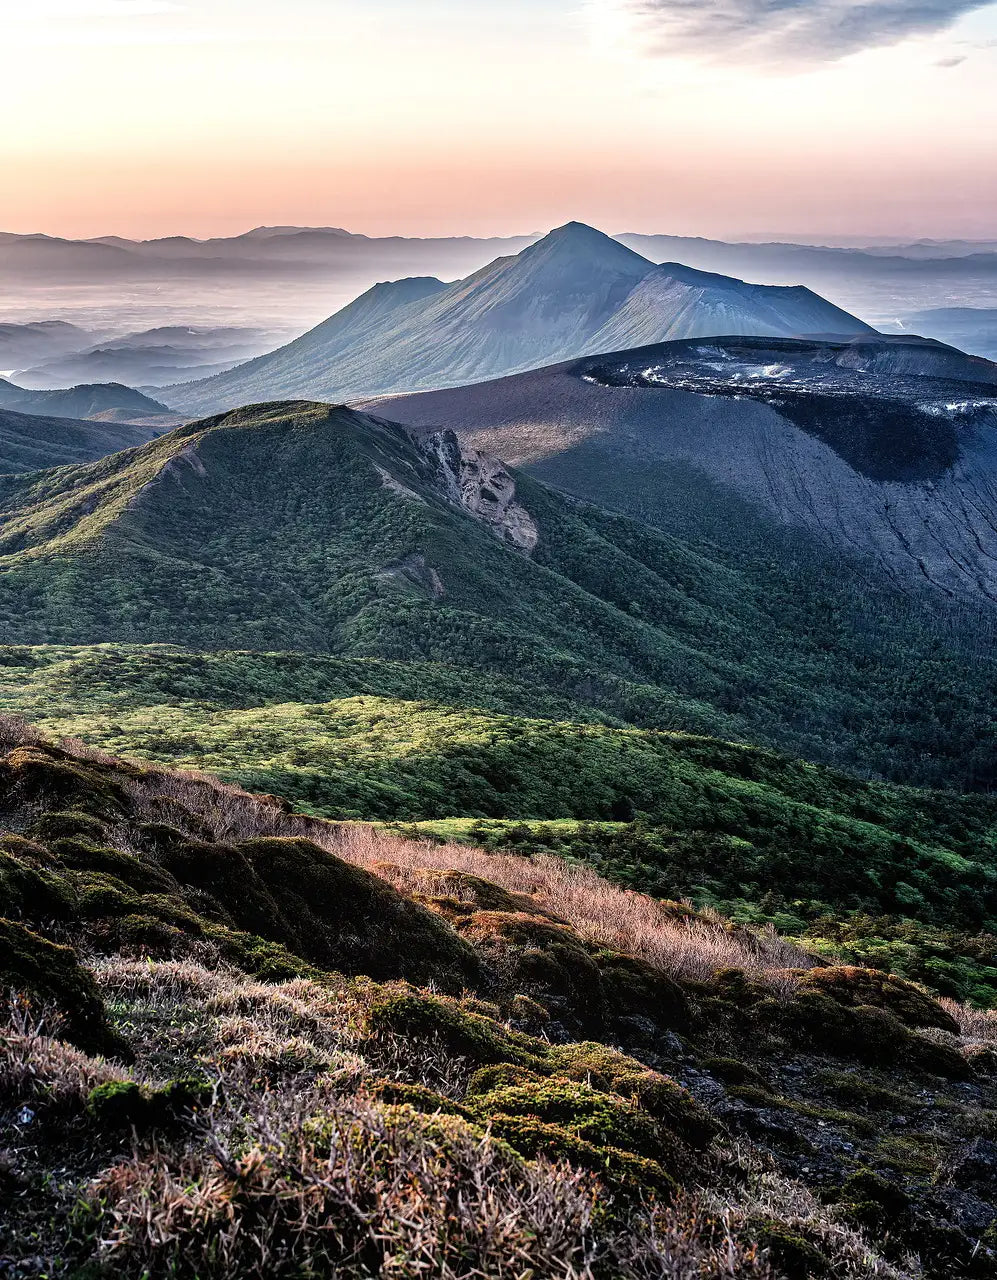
[0,377,179,425]
[0,406,161,473]
[0,400,992,791]
[163,223,874,413]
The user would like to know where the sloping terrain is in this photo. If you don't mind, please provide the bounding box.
[0,407,160,473]
[589,261,872,350]
[2,723,996,1278]
[617,231,997,319]
[0,377,180,426]
[2,644,995,1002]
[165,223,872,414]
[375,334,997,606]
[889,308,997,362]
[0,404,993,789]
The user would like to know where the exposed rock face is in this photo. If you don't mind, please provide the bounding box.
[125,441,206,512]
[416,429,539,554]
[163,442,208,481]
[375,464,423,503]
[376,336,997,606]
[376,552,446,600]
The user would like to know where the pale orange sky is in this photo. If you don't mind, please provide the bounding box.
[4,0,997,240]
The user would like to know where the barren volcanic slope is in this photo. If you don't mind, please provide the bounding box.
[376,333,997,607]
[165,223,873,414]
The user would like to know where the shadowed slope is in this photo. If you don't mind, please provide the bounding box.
[375,334,997,606]
[0,407,160,473]
[0,401,993,788]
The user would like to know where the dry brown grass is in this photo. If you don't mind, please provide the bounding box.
[112,755,819,987]
[87,1087,605,1280]
[328,824,816,985]
[91,957,479,1099]
[0,713,43,753]
[92,958,371,1084]
[0,972,911,1280]
[1,998,127,1115]
[0,730,968,1279]
[712,1155,920,1279]
[86,1082,781,1280]
[938,997,997,1044]
[121,764,295,844]
[627,1195,778,1279]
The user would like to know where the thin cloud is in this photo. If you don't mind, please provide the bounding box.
[602,0,994,64]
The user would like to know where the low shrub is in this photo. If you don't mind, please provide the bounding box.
[367,991,540,1066]
[467,1077,677,1167]
[0,919,128,1059]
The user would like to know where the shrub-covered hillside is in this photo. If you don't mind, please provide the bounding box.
[0,406,158,473]
[2,642,996,1004]
[3,721,997,1278]
[0,403,993,789]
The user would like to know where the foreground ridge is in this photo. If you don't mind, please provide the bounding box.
[2,720,996,1277]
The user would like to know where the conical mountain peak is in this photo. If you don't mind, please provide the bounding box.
[542,220,617,245]
[517,221,653,271]
[166,222,872,414]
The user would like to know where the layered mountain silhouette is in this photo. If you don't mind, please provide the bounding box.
[0,319,92,369]
[0,378,179,426]
[165,223,872,413]
[375,333,997,606]
[14,324,279,391]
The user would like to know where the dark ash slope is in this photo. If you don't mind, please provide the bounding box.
[375,334,997,606]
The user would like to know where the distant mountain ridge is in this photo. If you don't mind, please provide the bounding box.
[165,222,873,413]
[13,323,281,390]
[5,222,995,352]
[0,378,179,425]
[0,319,92,369]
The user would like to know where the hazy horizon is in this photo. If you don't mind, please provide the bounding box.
[6,221,997,248]
[6,1,997,242]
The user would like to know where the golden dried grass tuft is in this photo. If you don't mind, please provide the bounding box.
[332,824,816,985]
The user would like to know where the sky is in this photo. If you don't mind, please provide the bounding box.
[4,0,997,241]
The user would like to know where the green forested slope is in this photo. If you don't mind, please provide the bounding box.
[0,403,995,1002]
[4,662,997,1001]
[0,407,158,473]
[0,402,992,788]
